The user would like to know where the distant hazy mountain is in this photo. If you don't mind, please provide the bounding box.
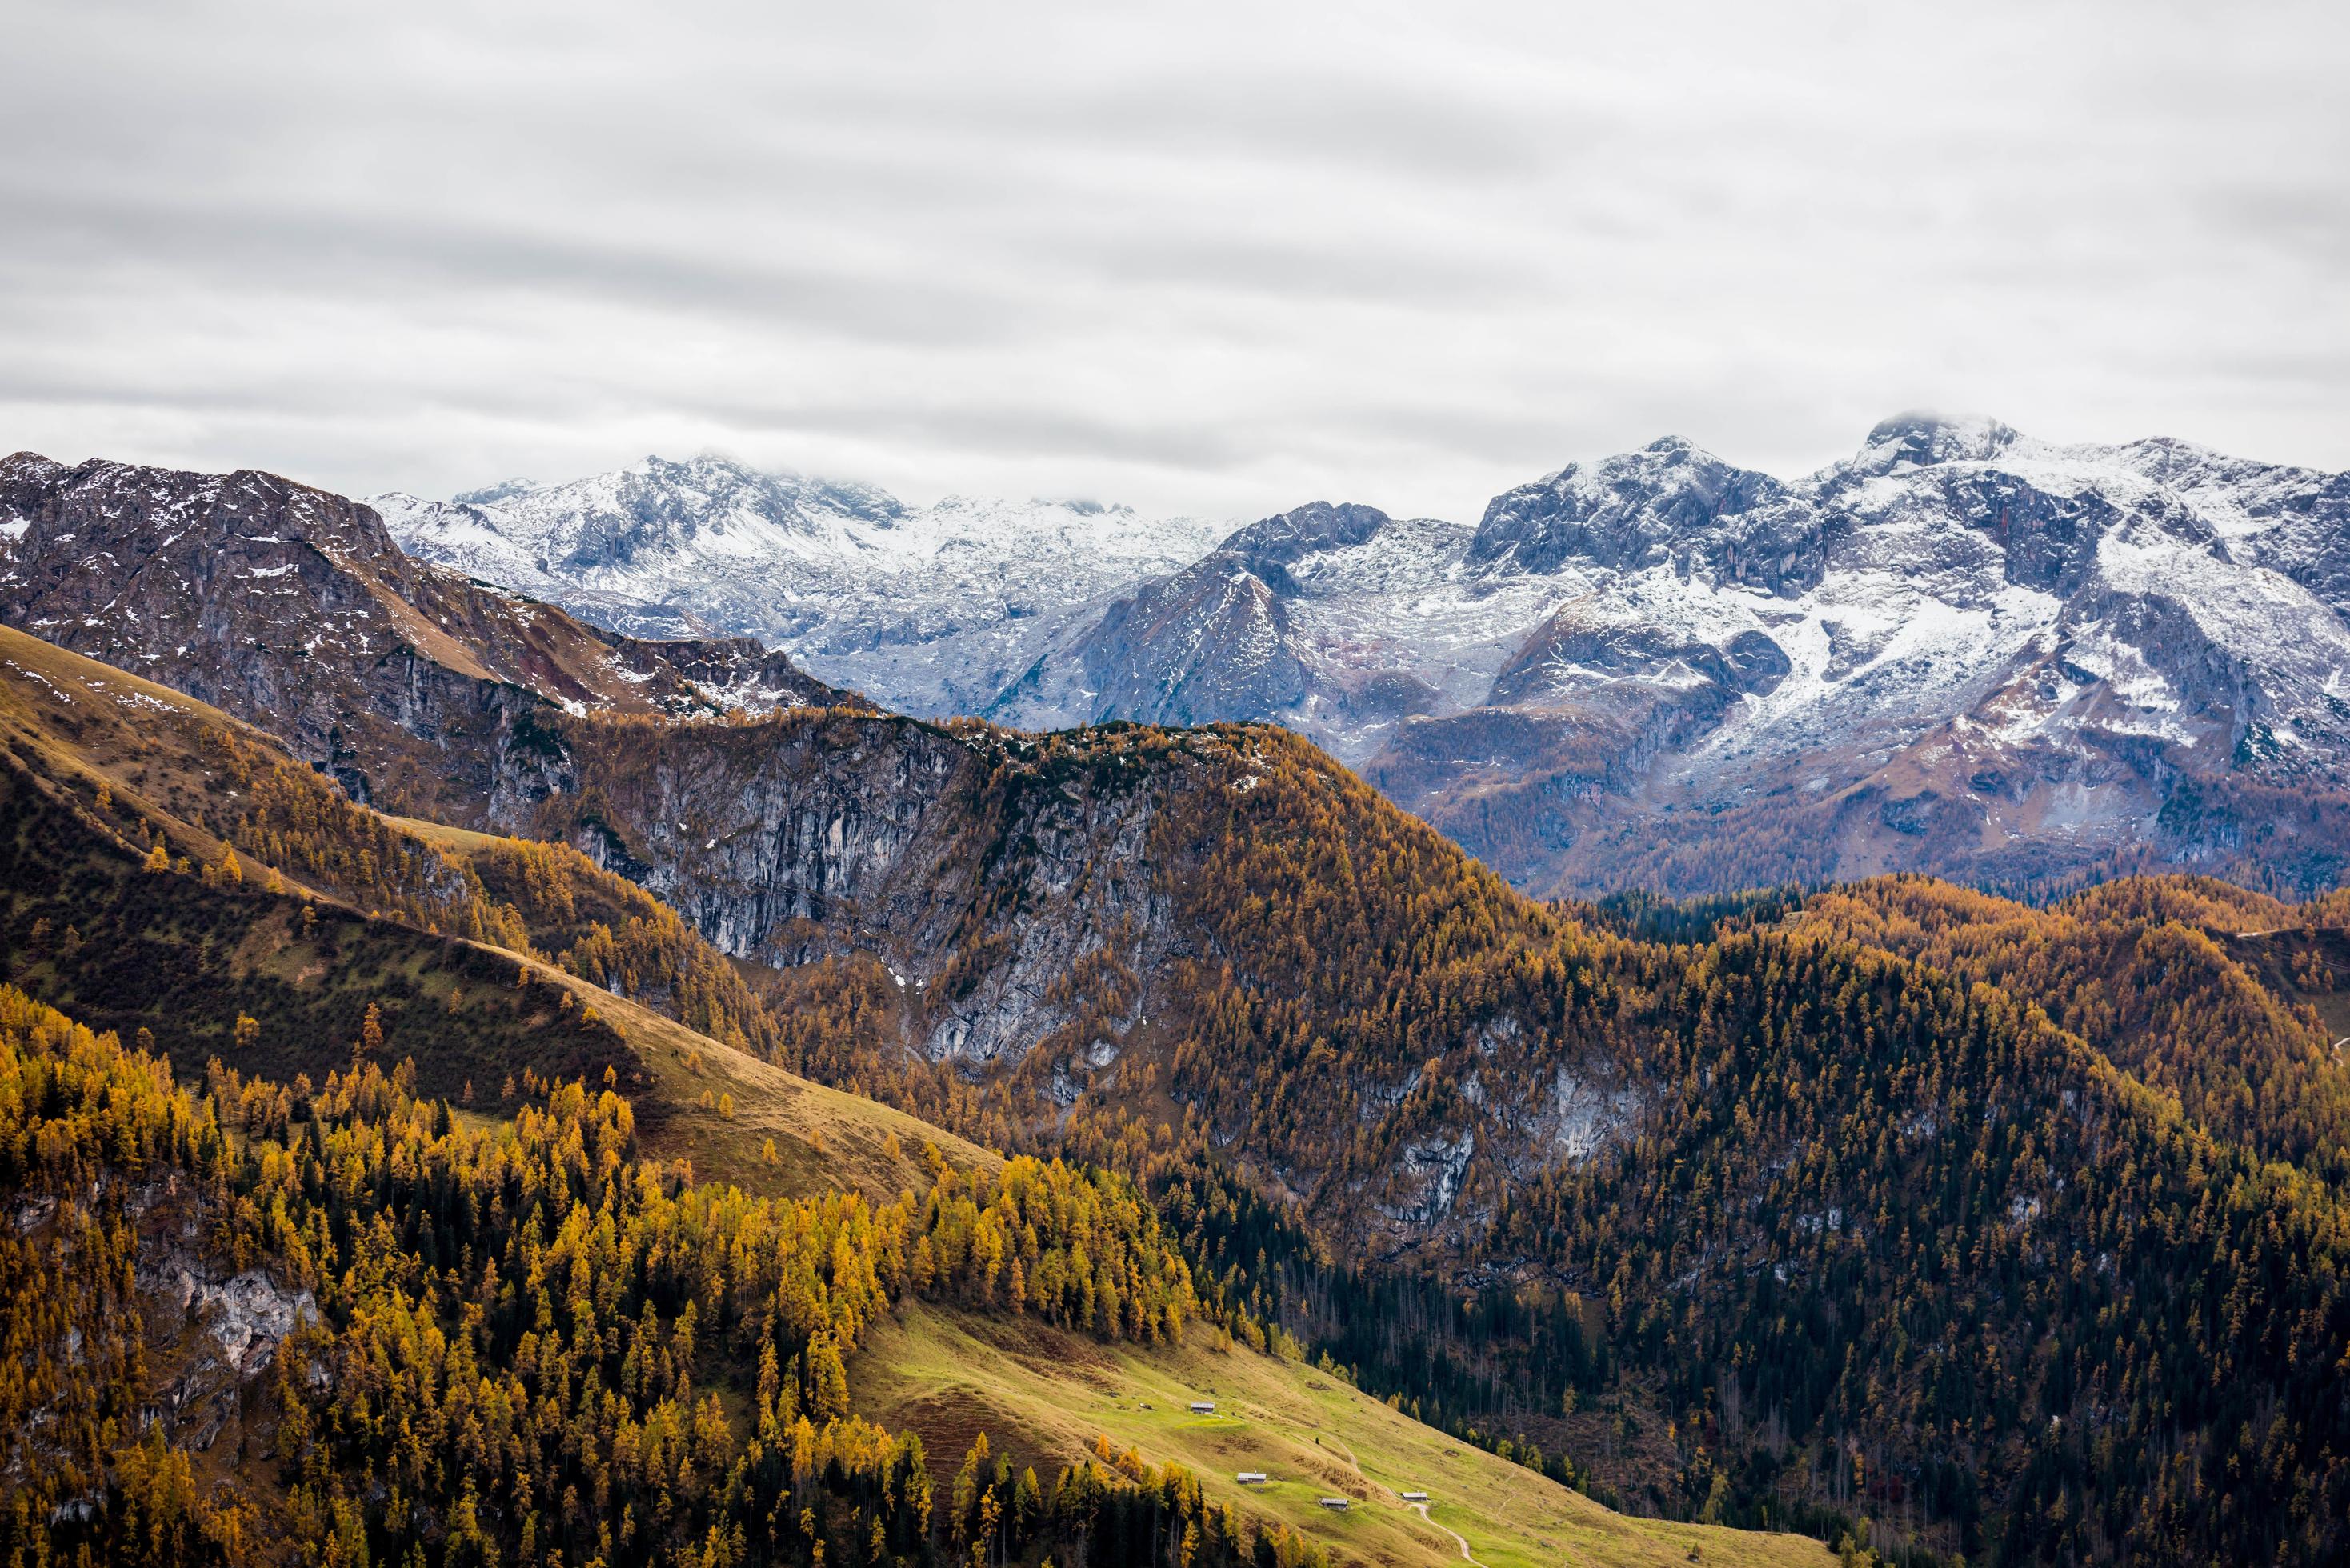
[371,454,1222,719]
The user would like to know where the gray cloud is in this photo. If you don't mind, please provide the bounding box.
[2,0,2344,519]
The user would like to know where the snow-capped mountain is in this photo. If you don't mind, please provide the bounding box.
[994,414,2350,896]
[374,420,2350,897]
[374,454,1222,717]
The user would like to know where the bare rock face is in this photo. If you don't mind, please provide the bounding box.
[136,1236,318,1452]
[0,453,855,823]
[2084,435,2350,619]
[526,714,1193,1070]
[1070,558,1307,726]
[1467,436,1824,594]
[1488,618,1791,712]
[12,1173,315,1468]
[1221,500,1392,590]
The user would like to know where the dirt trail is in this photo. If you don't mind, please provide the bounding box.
[1315,1434,1487,1568]
[1407,1500,1481,1564]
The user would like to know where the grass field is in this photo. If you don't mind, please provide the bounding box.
[855,1302,1828,1568]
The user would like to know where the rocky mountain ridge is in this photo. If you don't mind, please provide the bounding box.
[380,416,2350,897]
[0,450,857,822]
[372,452,1223,718]
[1002,414,2350,896]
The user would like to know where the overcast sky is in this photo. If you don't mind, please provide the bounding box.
[3,1,2344,522]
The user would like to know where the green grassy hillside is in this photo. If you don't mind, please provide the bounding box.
[856,1303,1828,1568]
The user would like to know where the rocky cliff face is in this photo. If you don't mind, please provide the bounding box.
[0,452,854,822]
[1467,435,1828,594]
[530,715,1198,1070]
[12,1171,315,1473]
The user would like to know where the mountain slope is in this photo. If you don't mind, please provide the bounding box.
[1482,923,2350,1564]
[0,986,1230,1568]
[0,639,1832,1567]
[0,451,858,823]
[0,621,978,1195]
[859,1301,1823,1568]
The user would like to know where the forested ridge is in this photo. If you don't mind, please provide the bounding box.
[1495,928,2350,1562]
[0,986,1332,1568]
[721,726,2350,1565]
[1777,875,2350,1182]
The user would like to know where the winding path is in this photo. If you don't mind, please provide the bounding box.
[1315,1434,1487,1568]
[1407,1499,1482,1565]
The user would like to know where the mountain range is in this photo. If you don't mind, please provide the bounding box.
[373,459,1223,721]
[5,443,2350,1566]
[370,414,2350,898]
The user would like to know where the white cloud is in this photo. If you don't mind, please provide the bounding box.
[2,0,2344,520]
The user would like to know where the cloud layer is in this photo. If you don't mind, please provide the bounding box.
[4,0,2344,520]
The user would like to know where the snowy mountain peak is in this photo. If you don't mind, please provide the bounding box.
[1852,410,2023,474]
[1219,501,1392,563]
[374,457,1223,716]
[452,476,541,506]
[975,415,2350,897]
[1469,438,1795,578]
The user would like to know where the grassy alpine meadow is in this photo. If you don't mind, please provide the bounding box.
[855,1301,1832,1568]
